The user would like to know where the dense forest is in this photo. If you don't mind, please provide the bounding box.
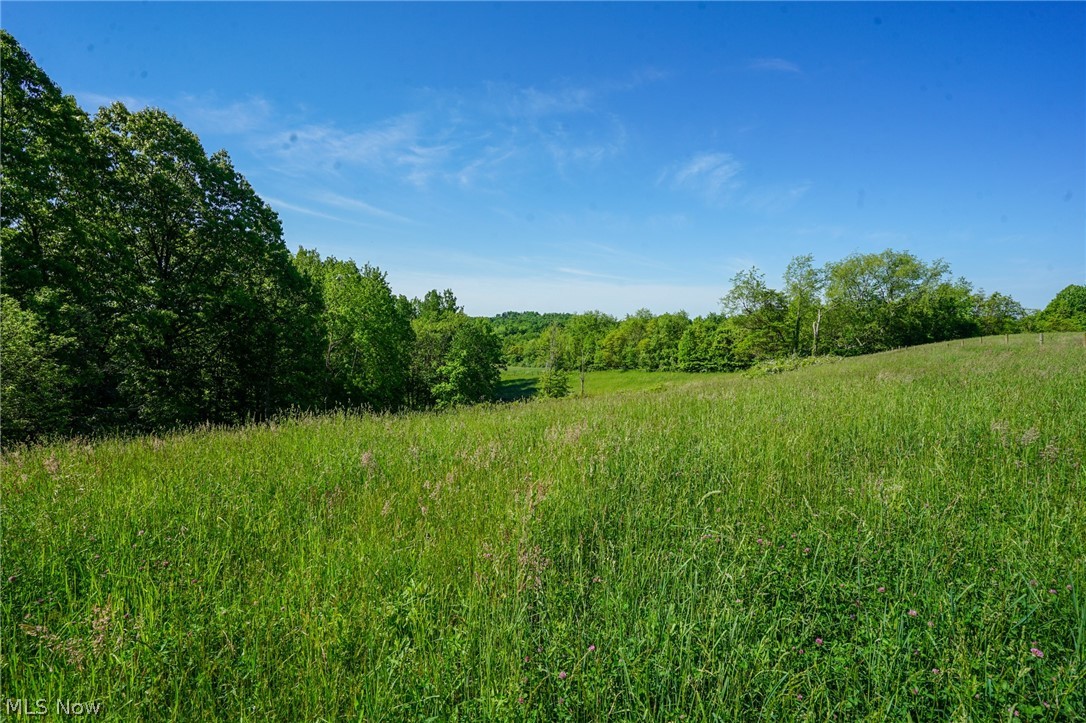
[2,30,1083,445]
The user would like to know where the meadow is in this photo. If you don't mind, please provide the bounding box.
[496,367,735,401]
[2,333,1084,721]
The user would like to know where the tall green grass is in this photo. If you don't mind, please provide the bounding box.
[3,333,1084,720]
[498,367,734,401]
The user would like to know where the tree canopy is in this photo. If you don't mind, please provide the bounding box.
[0,32,505,445]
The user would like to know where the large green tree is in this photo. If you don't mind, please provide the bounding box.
[783,254,825,356]
[1038,284,1086,331]
[566,311,616,395]
[432,318,505,408]
[720,268,790,359]
[821,250,973,354]
[1,30,111,432]
[294,250,414,411]
[972,290,1027,335]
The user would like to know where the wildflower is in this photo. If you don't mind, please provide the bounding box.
[517,697,525,704]
[558,671,567,680]
[796,694,804,701]
[927,620,934,628]
[1048,589,1057,595]
[932,668,940,675]
[803,547,810,554]
[137,530,145,536]
[1030,579,1038,587]
[878,586,885,593]
[524,656,530,663]
[558,697,564,705]
[912,688,919,695]
[1030,647,1044,658]
[815,638,823,646]
[908,610,918,617]
[588,645,596,653]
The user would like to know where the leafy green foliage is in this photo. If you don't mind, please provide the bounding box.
[490,311,575,365]
[566,311,617,395]
[295,250,414,411]
[721,268,791,358]
[783,253,825,355]
[821,250,978,353]
[0,295,71,441]
[1037,284,1086,331]
[432,317,505,408]
[677,314,746,371]
[971,290,1027,335]
[538,366,571,398]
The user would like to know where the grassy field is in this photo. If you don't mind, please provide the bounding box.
[3,333,1084,720]
[497,367,734,401]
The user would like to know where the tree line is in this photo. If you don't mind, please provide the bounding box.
[492,254,1084,382]
[1,32,503,445]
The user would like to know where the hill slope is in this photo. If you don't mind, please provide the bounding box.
[3,334,1084,719]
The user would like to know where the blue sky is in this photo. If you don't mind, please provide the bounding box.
[4,2,1083,316]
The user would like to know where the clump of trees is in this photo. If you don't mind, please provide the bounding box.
[1032,284,1086,331]
[0,32,504,446]
[491,249,1073,383]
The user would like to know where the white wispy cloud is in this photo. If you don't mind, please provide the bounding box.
[262,196,351,223]
[743,182,812,213]
[511,85,595,117]
[720,255,761,275]
[73,91,148,112]
[453,144,520,188]
[748,57,803,74]
[556,267,627,281]
[177,94,272,134]
[263,114,425,173]
[662,152,744,203]
[310,191,415,224]
[544,118,628,173]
